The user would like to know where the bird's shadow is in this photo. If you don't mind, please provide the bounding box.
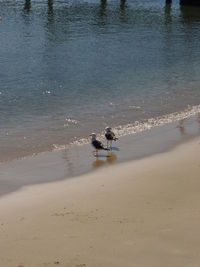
[94,154,109,158]
[110,146,120,152]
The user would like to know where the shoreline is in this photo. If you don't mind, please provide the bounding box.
[1,133,200,266]
[1,104,200,163]
[1,113,200,197]
[0,114,200,197]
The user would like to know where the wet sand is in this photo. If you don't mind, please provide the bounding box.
[0,115,200,197]
[0,135,200,266]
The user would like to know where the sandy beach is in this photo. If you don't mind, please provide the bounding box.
[1,1,200,266]
[1,135,200,267]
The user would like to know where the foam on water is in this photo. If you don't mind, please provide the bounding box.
[64,118,79,127]
[52,104,200,151]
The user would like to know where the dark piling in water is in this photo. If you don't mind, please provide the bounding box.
[180,0,200,5]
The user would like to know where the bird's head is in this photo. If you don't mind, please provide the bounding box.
[90,133,96,141]
[105,127,111,132]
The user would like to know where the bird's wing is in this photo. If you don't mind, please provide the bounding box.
[111,131,118,140]
[105,132,116,140]
[92,140,104,149]
[105,133,111,140]
[111,131,115,137]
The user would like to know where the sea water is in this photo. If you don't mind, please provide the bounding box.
[0,0,200,161]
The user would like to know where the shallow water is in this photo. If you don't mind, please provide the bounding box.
[1,115,200,197]
[0,0,200,161]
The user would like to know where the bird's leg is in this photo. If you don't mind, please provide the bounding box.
[93,150,98,157]
[107,140,109,149]
[108,140,111,150]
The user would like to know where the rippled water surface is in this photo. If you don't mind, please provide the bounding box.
[0,0,200,160]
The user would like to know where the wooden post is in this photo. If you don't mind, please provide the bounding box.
[180,0,200,5]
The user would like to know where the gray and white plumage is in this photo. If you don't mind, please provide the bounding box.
[105,127,118,149]
[90,133,109,156]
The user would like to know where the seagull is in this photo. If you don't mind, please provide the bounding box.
[90,133,109,157]
[105,127,118,149]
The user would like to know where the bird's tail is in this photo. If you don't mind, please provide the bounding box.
[104,148,110,151]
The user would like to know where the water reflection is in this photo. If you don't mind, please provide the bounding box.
[62,149,74,176]
[119,0,128,23]
[197,114,200,130]
[178,119,185,135]
[24,0,31,13]
[120,0,126,11]
[48,0,54,17]
[197,113,200,123]
[47,0,54,25]
[180,5,200,23]
[93,159,106,169]
[21,0,200,40]
[92,152,117,170]
[106,152,117,164]
[97,0,107,26]
[162,2,173,95]
[164,2,172,24]
[100,0,107,14]
[21,1,200,32]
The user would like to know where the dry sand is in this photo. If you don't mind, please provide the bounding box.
[1,137,200,267]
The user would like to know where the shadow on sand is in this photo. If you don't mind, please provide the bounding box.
[110,146,120,152]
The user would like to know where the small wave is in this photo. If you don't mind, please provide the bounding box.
[53,137,89,151]
[128,105,141,110]
[53,104,200,152]
[112,104,200,137]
